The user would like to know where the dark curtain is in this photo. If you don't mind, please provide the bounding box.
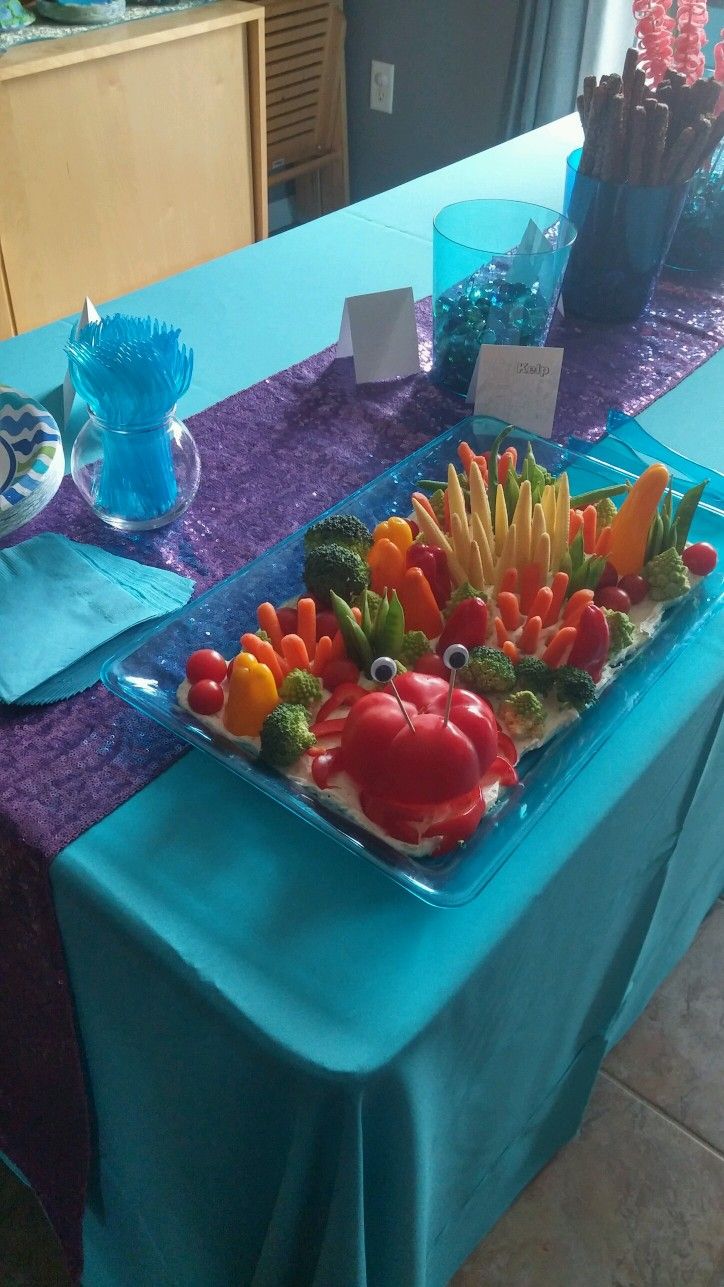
[503,0,592,138]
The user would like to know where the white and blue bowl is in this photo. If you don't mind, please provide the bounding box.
[0,387,64,538]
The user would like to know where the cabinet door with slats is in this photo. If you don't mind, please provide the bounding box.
[266,0,344,174]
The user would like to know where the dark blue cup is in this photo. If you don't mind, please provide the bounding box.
[562,148,690,323]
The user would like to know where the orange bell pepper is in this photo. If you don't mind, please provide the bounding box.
[368,537,405,594]
[397,566,443,637]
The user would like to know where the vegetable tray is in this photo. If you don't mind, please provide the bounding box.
[103,416,724,906]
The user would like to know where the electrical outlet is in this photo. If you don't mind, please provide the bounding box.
[370,60,394,114]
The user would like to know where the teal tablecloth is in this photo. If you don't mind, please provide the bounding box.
[1,115,722,1287]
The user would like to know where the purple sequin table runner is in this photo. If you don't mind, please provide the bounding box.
[1,276,722,1277]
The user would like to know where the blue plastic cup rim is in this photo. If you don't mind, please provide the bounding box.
[433,198,577,257]
[565,147,691,195]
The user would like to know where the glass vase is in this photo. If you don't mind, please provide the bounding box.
[562,148,690,323]
[431,198,576,396]
[71,408,201,532]
[665,140,724,274]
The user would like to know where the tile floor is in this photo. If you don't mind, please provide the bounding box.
[2,902,722,1286]
[452,899,724,1287]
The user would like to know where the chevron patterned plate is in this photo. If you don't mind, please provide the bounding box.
[0,386,64,537]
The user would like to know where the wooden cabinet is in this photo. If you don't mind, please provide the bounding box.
[0,1,267,338]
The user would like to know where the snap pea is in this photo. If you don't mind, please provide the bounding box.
[374,591,405,659]
[671,481,707,553]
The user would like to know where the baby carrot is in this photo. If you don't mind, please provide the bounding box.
[595,525,613,557]
[568,509,584,544]
[311,634,333,677]
[541,625,577,668]
[518,614,542,655]
[296,597,317,661]
[528,585,554,624]
[257,601,284,653]
[351,606,362,624]
[241,633,288,683]
[582,505,598,555]
[543,572,569,627]
[502,639,520,665]
[257,641,286,688]
[563,588,594,628]
[281,633,310,671]
[497,591,521,632]
[412,491,438,523]
[500,566,518,595]
[457,441,475,473]
[519,562,542,615]
[494,616,509,647]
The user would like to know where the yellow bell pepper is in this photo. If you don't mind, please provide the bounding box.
[372,516,413,554]
[224,652,278,737]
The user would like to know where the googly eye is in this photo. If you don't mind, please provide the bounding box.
[370,656,397,684]
[443,643,469,670]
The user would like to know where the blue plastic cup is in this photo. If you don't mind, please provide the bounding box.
[432,199,576,396]
[562,148,690,323]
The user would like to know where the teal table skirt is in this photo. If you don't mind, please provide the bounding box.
[1,114,722,1286]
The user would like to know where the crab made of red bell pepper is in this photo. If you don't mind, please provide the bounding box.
[309,672,517,854]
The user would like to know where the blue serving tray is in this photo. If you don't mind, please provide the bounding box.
[103,416,724,907]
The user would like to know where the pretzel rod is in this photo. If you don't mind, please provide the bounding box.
[628,105,647,184]
[622,46,638,101]
[601,93,625,182]
[580,83,609,175]
[661,124,696,183]
[644,101,669,185]
[675,115,712,182]
[583,74,596,124]
[578,47,722,189]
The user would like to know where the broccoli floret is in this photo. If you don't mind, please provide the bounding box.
[644,546,688,601]
[459,646,515,694]
[260,703,316,768]
[303,543,370,605]
[255,628,271,643]
[429,488,446,525]
[499,690,546,738]
[444,580,487,618]
[304,515,371,557]
[554,665,597,711]
[398,630,432,667]
[603,609,635,657]
[353,588,383,617]
[279,668,323,710]
[513,655,555,695]
[595,496,618,536]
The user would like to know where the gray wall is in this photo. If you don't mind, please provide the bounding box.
[343,0,521,201]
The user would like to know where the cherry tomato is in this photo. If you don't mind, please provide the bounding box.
[187,679,225,715]
[186,648,228,684]
[682,542,717,576]
[594,585,631,613]
[597,562,619,589]
[617,574,648,605]
[320,658,360,689]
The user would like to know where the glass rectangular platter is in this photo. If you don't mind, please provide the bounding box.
[103,416,724,907]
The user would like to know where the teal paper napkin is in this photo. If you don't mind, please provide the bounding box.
[0,533,194,704]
